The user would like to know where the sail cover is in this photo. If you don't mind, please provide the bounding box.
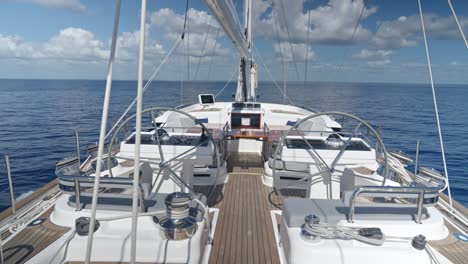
[204,0,249,58]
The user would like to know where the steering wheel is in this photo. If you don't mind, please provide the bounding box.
[106,107,221,199]
[272,111,389,195]
[155,128,169,142]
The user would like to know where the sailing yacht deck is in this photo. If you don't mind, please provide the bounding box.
[0,152,467,263]
[207,153,280,264]
[203,153,305,264]
[1,208,70,264]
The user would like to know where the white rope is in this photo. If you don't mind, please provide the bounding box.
[447,0,468,48]
[214,68,239,98]
[97,210,166,222]
[51,230,76,264]
[424,245,441,264]
[417,0,453,210]
[85,1,121,262]
[130,0,147,262]
[303,223,385,246]
[386,154,413,184]
[193,197,212,243]
[105,37,183,139]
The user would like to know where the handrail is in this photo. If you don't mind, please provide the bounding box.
[222,121,230,133]
[262,122,271,161]
[263,122,270,136]
[57,174,146,213]
[348,185,443,224]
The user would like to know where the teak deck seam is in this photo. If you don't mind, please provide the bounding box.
[208,153,281,264]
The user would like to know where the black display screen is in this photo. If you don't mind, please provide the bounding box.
[200,94,214,104]
[231,113,261,129]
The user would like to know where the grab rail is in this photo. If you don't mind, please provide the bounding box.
[348,185,443,224]
[57,174,146,212]
[263,122,271,161]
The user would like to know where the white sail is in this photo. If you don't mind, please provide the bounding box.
[204,0,249,58]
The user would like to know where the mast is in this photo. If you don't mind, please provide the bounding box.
[246,0,257,102]
[204,0,257,102]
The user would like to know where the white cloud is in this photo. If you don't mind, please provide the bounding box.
[0,34,38,59]
[12,0,86,13]
[367,59,391,66]
[353,49,393,60]
[116,29,165,62]
[255,0,377,45]
[0,26,167,64]
[43,27,107,61]
[149,8,230,59]
[274,42,314,62]
[352,49,394,66]
[0,27,108,61]
[371,13,468,49]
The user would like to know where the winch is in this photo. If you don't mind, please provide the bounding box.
[324,134,344,149]
[158,192,198,240]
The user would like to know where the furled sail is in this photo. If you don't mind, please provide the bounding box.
[204,0,249,59]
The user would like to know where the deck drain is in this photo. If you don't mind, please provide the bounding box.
[454,233,468,242]
[28,218,45,226]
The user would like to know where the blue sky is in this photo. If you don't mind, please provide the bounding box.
[0,0,467,84]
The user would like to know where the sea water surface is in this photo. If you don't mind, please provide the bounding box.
[0,79,467,210]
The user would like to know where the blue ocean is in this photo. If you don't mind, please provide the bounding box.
[0,79,466,211]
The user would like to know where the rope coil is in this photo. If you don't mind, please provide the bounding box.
[301,219,386,246]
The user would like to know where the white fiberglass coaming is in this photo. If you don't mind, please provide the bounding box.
[270,112,453,263]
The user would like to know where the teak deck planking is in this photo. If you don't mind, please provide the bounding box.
[208,153,284,264]
[1,208,70,264]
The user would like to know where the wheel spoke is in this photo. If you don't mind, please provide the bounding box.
[330,123,362,171]
[166,166,195,193]
[154,128,165,162]
[164,139,210,165]
[151,168,163,188]
[300,135,331,171]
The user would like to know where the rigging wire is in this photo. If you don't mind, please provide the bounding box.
[417,0,453,209]
[207,25,221,80]
[194,16,214,80]
[278,0,300,79]
[183,0,191,104]
[253,44,295,105]
[214,68,239,98]
[106,0,190,139]
[314,1,367,82]
[447,0,468,48]
[304,9,311,90]
[270,0,286,103]
[105,37,184,139]
[182,0,190,38]
[351,1,366,41]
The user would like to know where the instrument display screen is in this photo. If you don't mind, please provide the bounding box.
[199,94,215,105]
[231,113,261,129]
